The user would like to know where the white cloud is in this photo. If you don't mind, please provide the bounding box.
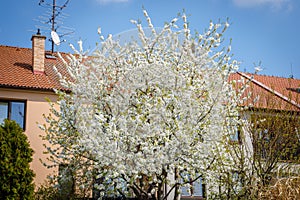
[232,0,293,11]
[96,0,129,4]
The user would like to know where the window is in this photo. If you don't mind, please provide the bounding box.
[181,174,205,199]
[227,116,241,143]
[0,100,26,129]
[93,175,129,198]
[230,126,240,142]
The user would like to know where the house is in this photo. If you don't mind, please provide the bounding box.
[230,72,300,112]
[0,32,68,187]
[179,72,300,199]
[0,32,300,198]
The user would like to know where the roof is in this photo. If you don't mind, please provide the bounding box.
[0,45,299,111]
[230,72,300,112]
[0,45,68,91]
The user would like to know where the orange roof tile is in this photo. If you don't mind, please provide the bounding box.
[1,45,299,111]
[0,45,68,91]
[229,72,300,112]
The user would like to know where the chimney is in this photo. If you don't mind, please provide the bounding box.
[31,29,46,74]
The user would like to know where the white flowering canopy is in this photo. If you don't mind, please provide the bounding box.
[51,9,242,199]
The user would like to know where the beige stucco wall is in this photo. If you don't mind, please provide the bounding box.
[0,88,58,187]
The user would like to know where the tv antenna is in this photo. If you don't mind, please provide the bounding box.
[37,0,74,53]
[290,63,294,79]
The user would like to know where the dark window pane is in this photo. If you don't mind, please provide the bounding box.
[11,102,25,129]
[0,102,8,125]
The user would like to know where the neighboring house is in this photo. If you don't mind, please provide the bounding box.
[0,33,68,187]
[230,72,300,112]
[180,73,300,199]
[0,33,299,197]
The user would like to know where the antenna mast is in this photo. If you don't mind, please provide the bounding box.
[51,0,56,52]
[290,63,294,79]
[37,0,73,53]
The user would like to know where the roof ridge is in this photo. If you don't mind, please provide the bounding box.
[0,45,32,50]
[0,45,70,56]
[238,72,300,110]
[241,72,300,80]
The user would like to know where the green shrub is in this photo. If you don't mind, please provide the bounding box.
[34,181,60,200]
[0,119,35,199]
[34,180,87,200]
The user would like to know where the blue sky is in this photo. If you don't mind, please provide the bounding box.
[0,0,299,78]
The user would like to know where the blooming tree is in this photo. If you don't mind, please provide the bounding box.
[42,10,245,199]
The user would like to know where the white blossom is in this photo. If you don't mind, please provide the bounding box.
[43,10,245,199]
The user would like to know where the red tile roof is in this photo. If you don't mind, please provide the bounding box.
[0,45,68,91]
[1,45,299,111]
[230,72,300,112]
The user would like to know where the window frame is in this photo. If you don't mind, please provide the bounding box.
[0,99,26,130]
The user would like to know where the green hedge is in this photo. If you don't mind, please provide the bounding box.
[0,119,35,199]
